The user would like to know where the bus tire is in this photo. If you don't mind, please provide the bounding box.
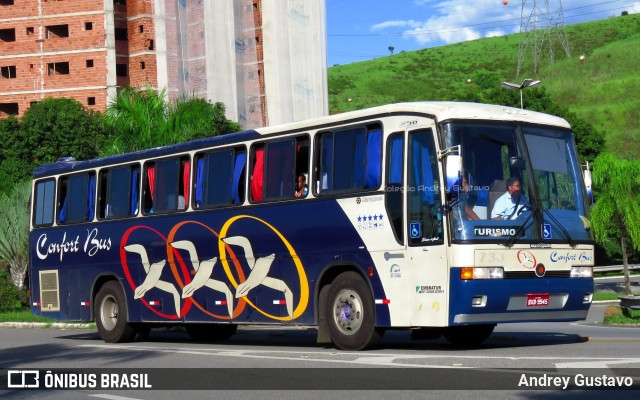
[326,271,382,350]
[94,281,136,343]
[186,324,238,342]
[443,324,495,347]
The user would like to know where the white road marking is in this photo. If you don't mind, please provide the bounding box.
[90,395,144,400]
[78,344,640,368]
[555,359,640,368]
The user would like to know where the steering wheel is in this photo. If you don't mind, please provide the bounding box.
[517,204,531,216]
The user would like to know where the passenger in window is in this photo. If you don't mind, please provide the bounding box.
[491,177,528,220]
[295,174,308,198]
[457,175,480,221]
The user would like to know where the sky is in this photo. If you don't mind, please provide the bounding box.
[326,0,640,66]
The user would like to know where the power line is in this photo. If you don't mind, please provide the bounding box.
[328,1,640,38]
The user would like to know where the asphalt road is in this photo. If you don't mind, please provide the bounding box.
[1,304,639,399]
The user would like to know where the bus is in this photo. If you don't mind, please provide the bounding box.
[29,102,595,350]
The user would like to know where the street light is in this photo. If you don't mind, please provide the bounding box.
[501,78,541,109]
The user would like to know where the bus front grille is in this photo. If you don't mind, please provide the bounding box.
[504,271,571,279]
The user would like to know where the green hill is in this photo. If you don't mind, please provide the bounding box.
[328,14,640,158]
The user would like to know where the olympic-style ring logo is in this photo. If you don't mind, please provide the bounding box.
[120,216,309,321]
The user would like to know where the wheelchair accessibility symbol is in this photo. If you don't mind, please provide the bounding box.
[410,222,421,239]
[542,223,552,239]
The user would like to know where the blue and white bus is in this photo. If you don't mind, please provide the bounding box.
[29,102,594,350]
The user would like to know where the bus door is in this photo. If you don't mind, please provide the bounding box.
[405,127,449,327]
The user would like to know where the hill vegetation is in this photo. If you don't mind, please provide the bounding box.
[328,13,640,158]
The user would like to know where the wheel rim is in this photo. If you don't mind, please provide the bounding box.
[332,289,363,336]
[100,294,119,331]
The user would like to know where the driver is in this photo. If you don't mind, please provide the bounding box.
[491,177,528,220]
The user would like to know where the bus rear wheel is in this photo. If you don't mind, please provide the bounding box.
[443,324,495,347]
[94,281,136,343]
[326,271,382,350]
[185,324,238,342]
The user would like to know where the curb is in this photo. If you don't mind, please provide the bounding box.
[0,322,94,329]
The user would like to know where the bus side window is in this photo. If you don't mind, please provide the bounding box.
[98,165,140,219]
[33,179,56,226]
[386,132,404,244]
[58,172,95,224]
[408,129,442,244]
[143,156,189,214]
[194,147,245,208]
[295,138,310,198]
[251,137,306,202]
[316,124,382,194]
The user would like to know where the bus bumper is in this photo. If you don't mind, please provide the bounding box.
[448,269,593,325]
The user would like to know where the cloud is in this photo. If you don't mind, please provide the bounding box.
[485,29,506,38]
[372,0,521,46]
[371,20,422,31]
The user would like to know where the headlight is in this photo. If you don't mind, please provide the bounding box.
[570,266,593,278]
[460,267,504,280]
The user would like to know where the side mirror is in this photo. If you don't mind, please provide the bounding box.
[510,156,526,170]
[445,154,462,195]
[582,162,593,206]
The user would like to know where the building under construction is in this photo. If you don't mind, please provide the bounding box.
[0,0,328,128]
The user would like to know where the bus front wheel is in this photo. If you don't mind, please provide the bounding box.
[94,281,136,343]
[443,324,495,347]
[326,271,382,350]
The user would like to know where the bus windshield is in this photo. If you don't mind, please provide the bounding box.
[443,121,592,243]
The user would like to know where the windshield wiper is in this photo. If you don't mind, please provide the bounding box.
[541,209,576,248]
[501,205,538,248]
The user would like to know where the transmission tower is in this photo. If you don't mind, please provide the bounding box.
[516,0,571,76]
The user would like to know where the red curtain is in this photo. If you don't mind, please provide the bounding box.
[183,160,190,205]
[148,166,155,200]
[251,149,264,202]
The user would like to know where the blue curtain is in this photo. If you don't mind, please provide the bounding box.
[87,175,95,220]
[389,135,403,185]
[412,136,435,205]
[365,129,382,188]
[195,158,204,208]
[321,135,333,190]
[129,169,139,215]
[353,132,366,188]
[232,152,246,204]
[59,197,67,223]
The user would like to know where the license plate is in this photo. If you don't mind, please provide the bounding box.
[527,293,550,307]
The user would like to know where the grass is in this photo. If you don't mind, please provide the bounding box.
[593,292,640,301]
[603,308,640,325]
[0,309,95,329]
[328,14,640,157]
[0,310,55,323]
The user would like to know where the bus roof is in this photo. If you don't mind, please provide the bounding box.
[255,101,571,135]
[33,101,570,179]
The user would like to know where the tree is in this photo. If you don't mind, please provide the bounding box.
[0,181,31,290]
[0,116,24,195]
[0,98,108,188]
[102,87,241,156]
[590,153,640,293]
[388,46,395,55]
